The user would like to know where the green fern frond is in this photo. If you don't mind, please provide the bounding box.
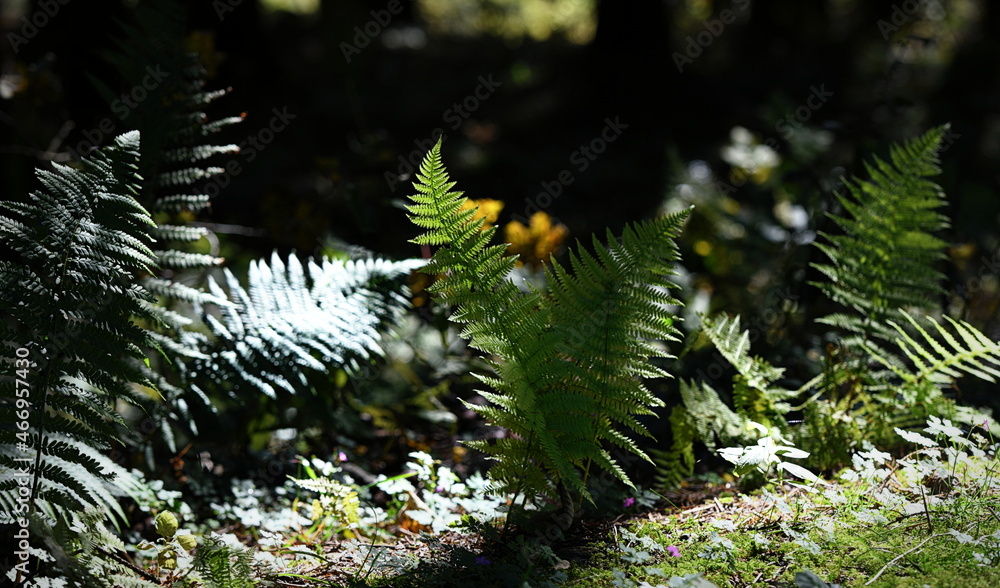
[162,143,239,164]
[93,0,238,303]
[155,167,228,188]
[700,314,792,399]
[192,536,257,588]
[812,125,950,350]
[0,436,147,530]
[85,2,243,458]
[651,405,696,491]
[676,379,748,450]
[406,138,689,512]
[869,311,1000,386]
[18,508,161,587]
[153,223,210,242]
[658,314,790,482]
[154,250,223,269]
[545,214,689,489]
[155,193,214,213]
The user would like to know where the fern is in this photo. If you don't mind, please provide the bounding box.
[804,125,983,448]
[15,509,161,587]
[192,536,256,588]
[650,405,696,491]
[94,2,239,317]
[0,131,158,527]
[82,0,242,459]
[873,312,1000,384]
[0,436,148,531]
[406,138,689,516]
[93,0,240,237]
[177,253,424,403]
[655,314,793,490]
[812,124,950,356]
[90,2,420,458]
[699,314,796,411]
[664,126,996,478]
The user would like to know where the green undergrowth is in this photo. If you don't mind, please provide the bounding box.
[226,417,1000,588]
[558,419,1000,588]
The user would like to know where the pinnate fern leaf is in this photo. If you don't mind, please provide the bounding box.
[869,311,1000,386]
[192,537,256,588]
[0,131,159,527]
[812,125,951,351]
[178,253,423,402]
[700,314,792,399]
[407,137,689,508]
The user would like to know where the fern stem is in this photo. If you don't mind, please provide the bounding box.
[28,350,59,514]
[501,429,538,540]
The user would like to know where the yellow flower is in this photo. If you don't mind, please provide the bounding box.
[504,212,569,269]
[460,198,505,229]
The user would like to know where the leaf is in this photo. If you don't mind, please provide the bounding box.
[0,131,159,527]
[813,125,950,355]
[894,427,937,447]
[179,253,423,400]
[775,445,809,460]
[794,569,841,588]
[777,462,819,482]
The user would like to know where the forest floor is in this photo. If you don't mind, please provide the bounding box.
[261,456,1000,588]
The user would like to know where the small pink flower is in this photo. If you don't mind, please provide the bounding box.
[338,452,348,462]
[667,545,681,557]
[623,497,636,508]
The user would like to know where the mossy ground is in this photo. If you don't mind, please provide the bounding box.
[317,467,999,588]
[555,480,1000,588]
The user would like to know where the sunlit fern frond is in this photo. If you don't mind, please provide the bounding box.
[0,131,158,528]
[869,311,1000,387]
[812,125,951,357]
[407,137,689,510]
[177,253,424,402]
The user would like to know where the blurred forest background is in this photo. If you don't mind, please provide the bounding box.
[2,0,1000,482]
